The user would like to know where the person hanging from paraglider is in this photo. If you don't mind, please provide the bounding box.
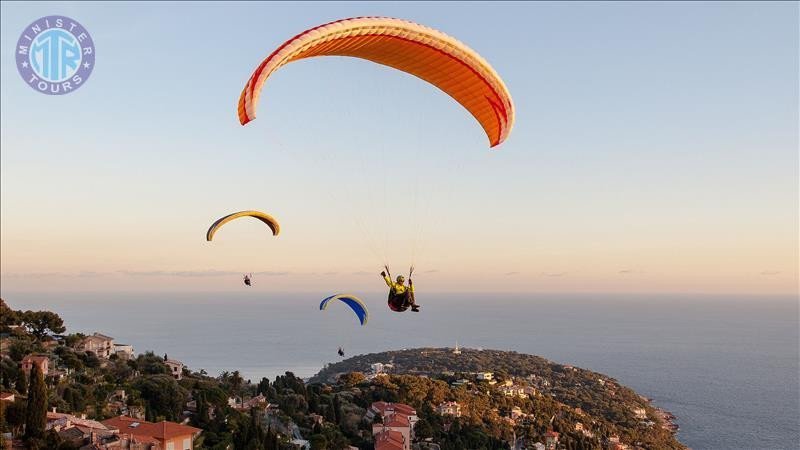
[381,266,420,312]
[338,347,345,357]
[243,273,252,287]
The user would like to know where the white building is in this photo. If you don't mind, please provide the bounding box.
[113,343,135,359]
[165,358,184,380]
[475,372,493,381]
[436,402,461,418]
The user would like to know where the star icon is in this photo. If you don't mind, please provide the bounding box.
[21,61,28,68]
[83,62,91,69]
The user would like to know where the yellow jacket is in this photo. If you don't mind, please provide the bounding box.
[384,275,413,295]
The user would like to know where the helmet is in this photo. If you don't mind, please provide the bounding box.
[396,275,405,283]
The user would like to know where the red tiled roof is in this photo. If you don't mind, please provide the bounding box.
[102,415,201,441]
[372,402,416,416]
[375,429,404,450]
[382,413,410,428]
[47,412,108,430]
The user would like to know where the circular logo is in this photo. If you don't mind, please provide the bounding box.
[15,15,95,95]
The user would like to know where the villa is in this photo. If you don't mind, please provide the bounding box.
[165,358,184,380]
[77,332,115,358]
[21,354,49,376]
[102,415,202,450]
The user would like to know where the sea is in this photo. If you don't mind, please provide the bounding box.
[3,291,798,450]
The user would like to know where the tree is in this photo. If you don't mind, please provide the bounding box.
[0,299,21,331]
[25,364,47,440]
[15,367,27,394]
[21,311,65,340]
[338,372,366,387]
[229,371,244,395]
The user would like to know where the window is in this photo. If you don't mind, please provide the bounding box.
[183,437,191,449]
[166,442,175,450]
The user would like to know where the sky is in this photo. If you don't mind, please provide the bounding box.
[1,1,797,295]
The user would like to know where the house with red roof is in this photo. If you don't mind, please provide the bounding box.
[102,415,202,450]
[374,429,406,450]
[368,402,418,450]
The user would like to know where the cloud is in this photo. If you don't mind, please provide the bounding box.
[540,272,566,277]
[504,271,520,276]
[760,271,781,276]
[3,272,68,278]
[424,269,440,274]
[323,271,338,276]
[78,271,105,278]
[618,269,644,275]
[351,271,371,276]
[118,270,289,278]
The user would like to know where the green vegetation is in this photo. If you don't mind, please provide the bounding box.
[0,299,684,449]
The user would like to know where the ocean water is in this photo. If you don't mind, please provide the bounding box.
[3,292,797,450]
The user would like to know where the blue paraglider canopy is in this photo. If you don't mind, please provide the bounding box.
[319,294,369,326]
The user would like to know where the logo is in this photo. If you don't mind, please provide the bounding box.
[16,15,95,95]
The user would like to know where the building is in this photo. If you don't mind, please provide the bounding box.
[0,392,14,403]
[500,385,528,399]
[228,394,268,411]
[46,411,108,433]
[452,342,461,355]
[78,333,115,358]
[366,402,418,429]
[373,415,411,450]
[436,401,461,418]
[21,354,49,376]
[371,363,385,374]
[374,428,406,450]
[165,358,184,380]
[368,402,417,450]
[475,372,493,381]
[631,407,647,420]
[114,343,135,359]
[544,431,559,450]
[290,439,311,449]
[510,406,525,421]
[102,415,202,450]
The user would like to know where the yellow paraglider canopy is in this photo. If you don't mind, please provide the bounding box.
[206,211,280,241]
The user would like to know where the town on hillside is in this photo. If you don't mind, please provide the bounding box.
[0,299,684,450]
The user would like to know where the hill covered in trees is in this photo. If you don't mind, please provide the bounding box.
[1,297,683,450]
[311,348,684,449]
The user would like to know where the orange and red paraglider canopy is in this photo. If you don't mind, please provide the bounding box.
[238,16,515,147]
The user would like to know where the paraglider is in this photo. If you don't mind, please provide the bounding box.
[382,266,420,312]
[338,347,345,357]
[206,211,280,241]
[319,294,369,326]
[238,16,515,147]
[243,273,252,287]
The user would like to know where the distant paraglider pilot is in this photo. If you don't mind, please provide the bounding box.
[338,347,345,357]
[381,266,420,312]
[243,273,252,287]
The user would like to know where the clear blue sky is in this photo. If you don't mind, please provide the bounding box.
[1,2,797,294]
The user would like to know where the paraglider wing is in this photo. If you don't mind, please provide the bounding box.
[319,294,369,326]
[206,211,280,241]
[238,16,515,147]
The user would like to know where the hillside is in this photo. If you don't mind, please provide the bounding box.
[311,348,684,449]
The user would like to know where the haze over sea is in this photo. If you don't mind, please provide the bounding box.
[3,291,797,449]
